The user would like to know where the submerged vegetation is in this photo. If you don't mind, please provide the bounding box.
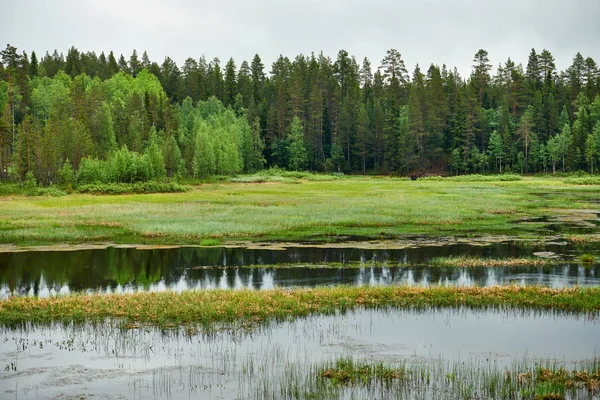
[1,286,599,329]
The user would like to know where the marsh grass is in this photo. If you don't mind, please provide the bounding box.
[420,173,522,182]
[1,176,599,246]
[295,357,600,400]
[564,177,600,185]
[1,286,599,329]
[431,256,554,268]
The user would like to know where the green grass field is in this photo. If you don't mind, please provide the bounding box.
[1,175,599,246]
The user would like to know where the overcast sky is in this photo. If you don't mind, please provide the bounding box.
[2,0,599,77]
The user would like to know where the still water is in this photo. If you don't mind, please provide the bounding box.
[1,308,598,399]
[1,242,599,298]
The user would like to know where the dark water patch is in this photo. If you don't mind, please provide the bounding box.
[2,242,600,298]
[516,213,600,233]
[2,264,599,298]
[1,308,598,399]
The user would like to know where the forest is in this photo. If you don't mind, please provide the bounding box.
[0,44,599,186]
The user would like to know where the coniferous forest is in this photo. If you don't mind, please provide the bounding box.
[1,44,600,185]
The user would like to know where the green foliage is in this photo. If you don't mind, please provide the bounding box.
[77,181,188,194]
[77,157,114,184]
[58,158,74,188]
[23,171,37,191]
[145,127,166,180]
[2,44,600,184]
[488,130,504,173]
[287,116,308,171]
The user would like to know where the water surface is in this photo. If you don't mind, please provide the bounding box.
[2,242,599,298]
[1,308,598,399]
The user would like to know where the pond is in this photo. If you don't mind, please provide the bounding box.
[1,308,599,399]
[1,241,599,298]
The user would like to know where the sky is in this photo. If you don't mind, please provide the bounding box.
[1,0,599,77]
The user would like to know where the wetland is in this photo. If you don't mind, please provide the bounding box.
[2,176,600,399]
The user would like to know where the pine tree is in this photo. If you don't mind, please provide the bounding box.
[223,58,237,107]
[29,51,38,78]
[250,54,265,102]
[472,49,492,106]
[107,51,119,76]
[129,50,141,77]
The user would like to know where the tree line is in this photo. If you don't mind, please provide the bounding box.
[1,44,599,184]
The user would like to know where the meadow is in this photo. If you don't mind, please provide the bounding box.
[1,174,599,247]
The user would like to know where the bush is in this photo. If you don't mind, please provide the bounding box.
[76,181,189,195]
[27,187,67,197]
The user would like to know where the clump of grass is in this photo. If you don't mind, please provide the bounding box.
[198,238,222,246]
[320,358,406,386]
[568,235,599,244]
[1,286,599,329]
[580,254,595,264]
[431,256,552,268]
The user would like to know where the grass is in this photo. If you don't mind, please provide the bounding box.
[430,256,554,268]
[564,177,600,185]
[301,356,600,400]
[580,254,595,264]
[1,175,600,246]
[421,173,522,182]
[1,286,599,329]
[319,357,406,386]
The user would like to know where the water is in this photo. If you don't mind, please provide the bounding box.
[1,308,599,399]
[2,242,600,398]
[2,241,599,298]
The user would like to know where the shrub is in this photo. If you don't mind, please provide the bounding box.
[27,187,67,197]
[76,181,189,195]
